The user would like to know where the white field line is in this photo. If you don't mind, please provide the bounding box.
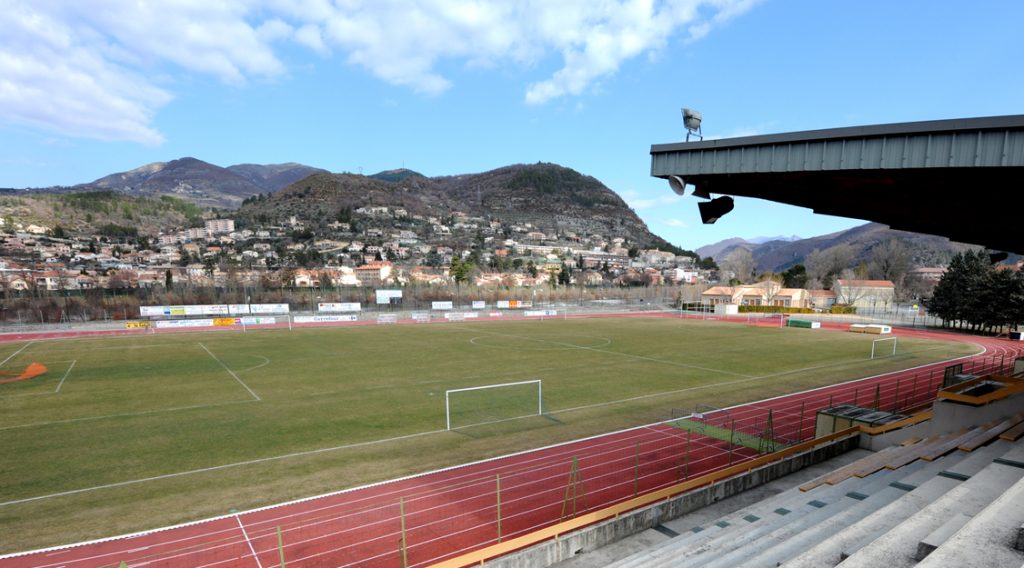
[0,341,34,368]
[54,360,76,393]
[236,516,263,568]
[0,427,445,508]
[0,328,993,562]
[199,342,261,401]
[466,328,753,378]
[0,400,257,433]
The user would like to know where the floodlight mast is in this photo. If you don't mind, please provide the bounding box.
[682,108,703,141]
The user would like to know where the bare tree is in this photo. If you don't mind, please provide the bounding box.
[720,248,756,284]
[804,244,855,287]
[868,239,910,282]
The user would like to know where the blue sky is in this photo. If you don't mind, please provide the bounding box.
[1,1,1022,250]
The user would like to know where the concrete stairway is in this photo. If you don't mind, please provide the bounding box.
[602,437,1024,568]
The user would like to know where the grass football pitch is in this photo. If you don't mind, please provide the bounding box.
[0,316,978,553]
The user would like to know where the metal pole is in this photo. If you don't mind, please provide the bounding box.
[684,429,691,479]
[496,474,502,543]
[798,401,805,441]
[634,442,640,496]
[278,526,286,568]
[445,391,451,431]
[400,497,408,568]
[538,381,543,416]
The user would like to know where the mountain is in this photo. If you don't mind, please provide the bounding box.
[369,168,424,183]
[749,234,801,245]
[696,238,753,259]
[705,223,979,272]
[226,163,327,193]
[237,163,686,253]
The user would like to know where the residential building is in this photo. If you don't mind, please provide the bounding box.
[833,279,896,309]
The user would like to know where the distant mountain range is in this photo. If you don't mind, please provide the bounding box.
[698,223,980,272]
[236,163,686,253]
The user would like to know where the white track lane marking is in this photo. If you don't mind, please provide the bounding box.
[236,516,263,568]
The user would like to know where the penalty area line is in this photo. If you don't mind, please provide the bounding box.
[200,342,261,401]
[0,341,35,369]
[54,360,76,393]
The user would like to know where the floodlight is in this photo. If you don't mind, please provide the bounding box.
[682,108,703,141]
[668,175,687,195]
[698,196,734,224]
[692,185,711,199]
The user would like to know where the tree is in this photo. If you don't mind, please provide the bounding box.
[557,265,571,286]
[804,244,855,288]
[720,248,755,284]
[781,264,807,288]
[165,269,173,290]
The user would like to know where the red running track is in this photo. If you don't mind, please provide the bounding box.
[0,318,1019,567]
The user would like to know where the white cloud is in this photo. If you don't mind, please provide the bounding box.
[663,218,688,227]
[0,0,758,143]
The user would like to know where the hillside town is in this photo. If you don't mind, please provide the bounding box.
[0,204,966,327]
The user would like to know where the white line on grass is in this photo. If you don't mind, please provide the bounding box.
[54,360,76,393]
[0,428,445,507]
[236,516,264,568]
[0,400,257,432]
[199,342,261,401]
[0,341,34,368]
[466,328,752,378]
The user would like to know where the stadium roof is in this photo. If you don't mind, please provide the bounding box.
[650,115,1024,253]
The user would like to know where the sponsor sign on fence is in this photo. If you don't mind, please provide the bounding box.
[318,302,362,313]
[125,321,152,329]
[143,304,289,317]
[155,319,216,329]
[444,312,479,320]
[472,301,486,309]
[524,310,558,317]
[293,315,359,323]
[432,301,454,310]
[250,304,290,314]
[375,290,403,304]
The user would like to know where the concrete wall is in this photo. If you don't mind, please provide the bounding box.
[928,390,1024,436]
[485,437,859,568]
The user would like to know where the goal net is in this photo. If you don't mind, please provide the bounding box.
[445,380,543,430]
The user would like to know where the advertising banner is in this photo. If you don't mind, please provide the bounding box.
[155,319,215,329]
[318,302,361,312]
[472,301,486,310]
[251,304,290,314]
[125,321,153,329]
[524,310,558,317]
[229,304,250,315]
[432,301,453,310]
[375,289,404,304]
[293,315,359,323]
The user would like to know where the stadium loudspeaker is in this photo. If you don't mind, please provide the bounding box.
[699,196,734,224]
[668,175,687,195]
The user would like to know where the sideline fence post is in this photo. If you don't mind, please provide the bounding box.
[496,474,502,543]
[400,497,408,568]
[277,525,286,567]
[798,401,805,441]
[634,442,640,496]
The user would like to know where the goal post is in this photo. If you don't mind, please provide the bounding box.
[871,337,898,359]
[445,379,543,430]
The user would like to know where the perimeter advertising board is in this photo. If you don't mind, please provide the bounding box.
[318,302,362,313]
[142,304,289,317]
[375,289,403,305]
[432,301,453,310]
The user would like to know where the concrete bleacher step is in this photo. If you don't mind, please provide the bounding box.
[663,467,916,568]
[733,452,969,568]
[783,441,1011,568]
[916,474,1024,568]
[835,440,1024,568]
[603,452,878,568]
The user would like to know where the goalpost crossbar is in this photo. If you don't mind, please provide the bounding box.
[871,337,898,359]
[445,379,542,430]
